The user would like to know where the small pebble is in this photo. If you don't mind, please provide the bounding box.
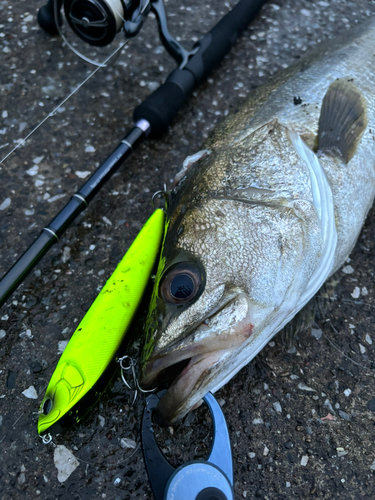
[0,198,11,211]
[54,446,79,483]
[298,382,316,392]
[338,410,351,421]
[85,145,96,153]
[0,329,6,339]
[324,399,335,413]
[252,418,264,425]
[33,156,44,164]
[248,452,256,459]
[22,386,38,399]
[58,340,69,354]
[113,477,121,487]
[98,415,105,427]
[263,446,269,456]
[287,346,296,354]
[102,216,112,226]
[273,401,282,413]
[300,455,309,466]
[336,447,348,457]
[351,287,360,299]
[17,465,26,484]
[286,481,291,488]
[370,460,375,471]
[26,165,39,176]
[344,389,351,397]
[365,334,372,345]
[75,171,91,179]
[61,246,71,263]
[311,328,322,340]
[120,437,137,450]
[362,287,368,296]
[359,343,366,354]
[342,265,354,274]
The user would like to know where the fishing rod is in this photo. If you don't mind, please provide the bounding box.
[0,0,266,308]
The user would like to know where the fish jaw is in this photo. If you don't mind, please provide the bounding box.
[142,293,254,424]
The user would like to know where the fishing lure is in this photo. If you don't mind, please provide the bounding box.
[38,208,165,436]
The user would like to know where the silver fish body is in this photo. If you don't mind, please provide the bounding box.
[141,21,375,424]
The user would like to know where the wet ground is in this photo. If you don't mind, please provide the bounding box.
[1,0,375,498]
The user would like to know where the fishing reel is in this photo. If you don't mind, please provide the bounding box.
[38,0,193,66]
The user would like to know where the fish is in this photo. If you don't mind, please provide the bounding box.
[140,20,375,425]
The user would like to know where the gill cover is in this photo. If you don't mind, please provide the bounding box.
[38,209,164,435]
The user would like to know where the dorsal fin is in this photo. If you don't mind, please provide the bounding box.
[317,78,367,163]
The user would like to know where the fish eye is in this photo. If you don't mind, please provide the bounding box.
[42,397,53,415]
[160,263,204,304]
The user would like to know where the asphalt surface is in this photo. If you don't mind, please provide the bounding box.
[1,1,375,499]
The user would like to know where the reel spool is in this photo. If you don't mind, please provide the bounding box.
[64,0,124,47]
[64,0,151,45]
[38,0,150,48]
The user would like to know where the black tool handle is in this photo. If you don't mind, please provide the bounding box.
[134,0,265,135]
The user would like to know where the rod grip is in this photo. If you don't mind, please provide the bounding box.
[185,0,265,85]
[133,69,195,136]
[133,0,265,136]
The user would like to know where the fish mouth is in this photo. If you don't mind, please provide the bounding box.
[142,294,253,425]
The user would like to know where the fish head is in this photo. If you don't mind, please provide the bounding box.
[141,123,324,425]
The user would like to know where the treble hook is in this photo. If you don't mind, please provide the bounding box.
[118,355,157,405]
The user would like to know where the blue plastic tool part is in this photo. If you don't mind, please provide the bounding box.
[141,391,234,500]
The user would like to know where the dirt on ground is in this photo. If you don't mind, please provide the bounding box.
[0,1,374,499]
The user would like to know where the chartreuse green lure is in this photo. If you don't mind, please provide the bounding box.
[38,209,165,436]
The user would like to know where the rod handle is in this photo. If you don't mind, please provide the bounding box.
[133,0,265,136]
[185,0,265,85]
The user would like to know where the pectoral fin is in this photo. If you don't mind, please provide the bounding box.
[318,78,367,163]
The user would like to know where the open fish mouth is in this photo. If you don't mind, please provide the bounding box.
[142,293,253,424]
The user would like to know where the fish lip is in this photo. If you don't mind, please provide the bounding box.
[142,293,241,386]
[141,293,253,424]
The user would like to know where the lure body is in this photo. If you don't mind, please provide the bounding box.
[38,208,165,435]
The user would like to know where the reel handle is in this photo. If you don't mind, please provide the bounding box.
[38,0,63,35]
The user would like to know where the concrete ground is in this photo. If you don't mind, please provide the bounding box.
[0,0,374,498]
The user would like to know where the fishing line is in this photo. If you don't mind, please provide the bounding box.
[0,39,128,166]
